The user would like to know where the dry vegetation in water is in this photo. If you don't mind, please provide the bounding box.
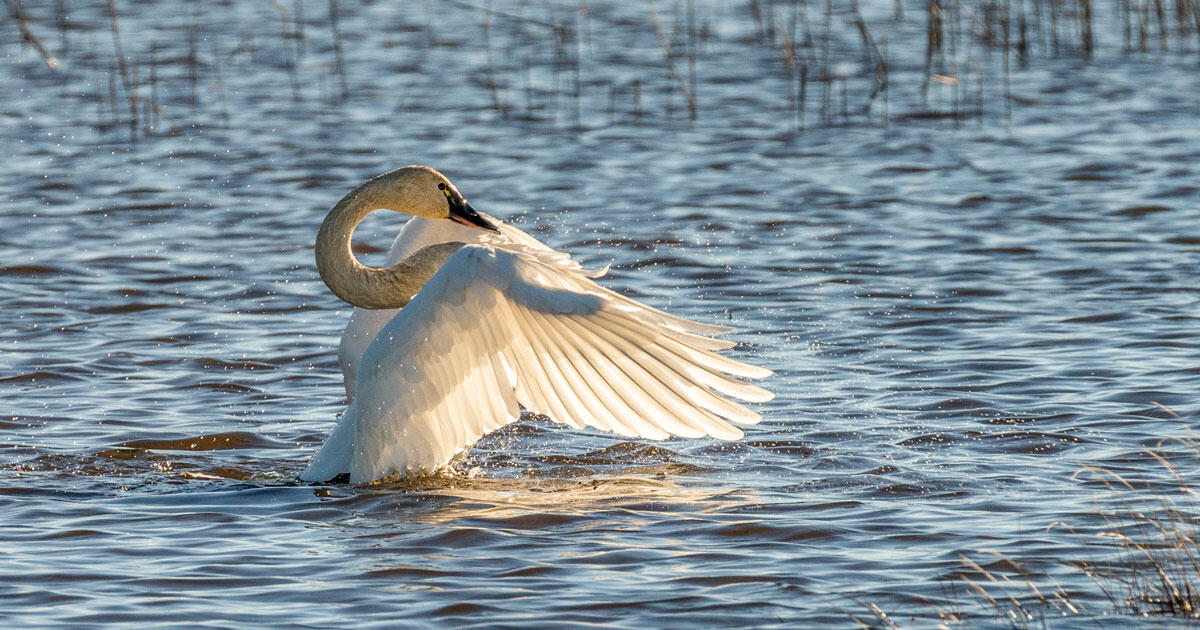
[852,421,1200,628]
[3,0,1200,142]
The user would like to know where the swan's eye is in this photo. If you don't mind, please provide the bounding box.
[438,183,446,191]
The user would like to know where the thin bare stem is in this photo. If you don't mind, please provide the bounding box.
[648,0,696,120]
[3,0,60,70]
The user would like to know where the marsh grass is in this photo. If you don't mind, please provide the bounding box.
[1070,442,1200,618]
[6,0,1198,143]
[648,0,698,121]
[858,427,1200,627]
[105,0,137,140]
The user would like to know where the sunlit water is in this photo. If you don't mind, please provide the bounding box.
[3,1,1200,627]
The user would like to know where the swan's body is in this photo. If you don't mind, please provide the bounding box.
[301,166,772,483]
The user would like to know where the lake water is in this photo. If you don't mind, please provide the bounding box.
[3,0,1200,627]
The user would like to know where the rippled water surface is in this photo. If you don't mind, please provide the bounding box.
[3,1,1200,627]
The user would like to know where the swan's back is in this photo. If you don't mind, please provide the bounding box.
[338,216,562,398]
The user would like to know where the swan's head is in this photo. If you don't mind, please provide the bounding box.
[362,165,498,232]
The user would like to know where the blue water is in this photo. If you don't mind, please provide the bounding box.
[3,1,1200,627]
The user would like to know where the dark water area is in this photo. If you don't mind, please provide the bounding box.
[3,0,1200,627]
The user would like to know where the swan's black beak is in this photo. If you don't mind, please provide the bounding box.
[449,199,500,232]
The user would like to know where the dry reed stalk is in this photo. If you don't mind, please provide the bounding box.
[819,0,831,123]
[328,0,348,102]
[145,43,157,135]
[976,61,983,120]
[749,0,766,45]
[294,0,307,55]
[687,0,697,115]
[480,6,510,119]
[647,0,696,120]
[1173,0,1190,41]
[551,22,563,123]
[774,8,803,130]
[798,62,807,131]
[275,2,301,102]
[1050,0,1060,54]
[106,0,137,140]
[922,0,944,105]
[947,0,959,123]
[847,601,900,629]
[864,36,889,124]
[1072,448,1200,617]
[107,58,118,129]
[210,39,229,127]
[1081,0,1094,59]
[572,7,582,127]
[547,12,581,126]
[1003,0,1012,126]
[1155,0,1168,50]
[1191,0,1200,47]
[4,0,60,70]
[186,0,199,113]
[633,77,643,119]
[88,34,103,130]
[1017,0,1029,63]
[1122,0,1133,51]
[53,0,67,55]
[959,553,1037,621]
[879,39,887,127]
[850,0,879,66]
[839,71,848,121]
[766,0,778,46]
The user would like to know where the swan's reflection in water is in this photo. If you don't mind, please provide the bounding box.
[324,466,767,594]
[312,459,757,528]
[409,474,748,523]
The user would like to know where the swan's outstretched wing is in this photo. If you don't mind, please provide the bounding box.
[303,245,772,483]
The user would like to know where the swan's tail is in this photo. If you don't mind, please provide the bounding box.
[300,404,356,482]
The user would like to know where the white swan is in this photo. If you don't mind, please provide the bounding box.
[301,166,773,483]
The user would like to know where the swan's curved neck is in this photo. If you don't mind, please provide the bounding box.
[315,192,458,309]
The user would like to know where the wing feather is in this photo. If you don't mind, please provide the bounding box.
[302,244,772,482]
[558,313,724,438]
[496,300,583,429]
[544,314,666,436]
[546,315,693,439]
[474,303,524,427]
[591,311,774,403]
[489,294,586,429]
[529,311,660,438]
[566,314,744,440]
[510,305,611,433]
